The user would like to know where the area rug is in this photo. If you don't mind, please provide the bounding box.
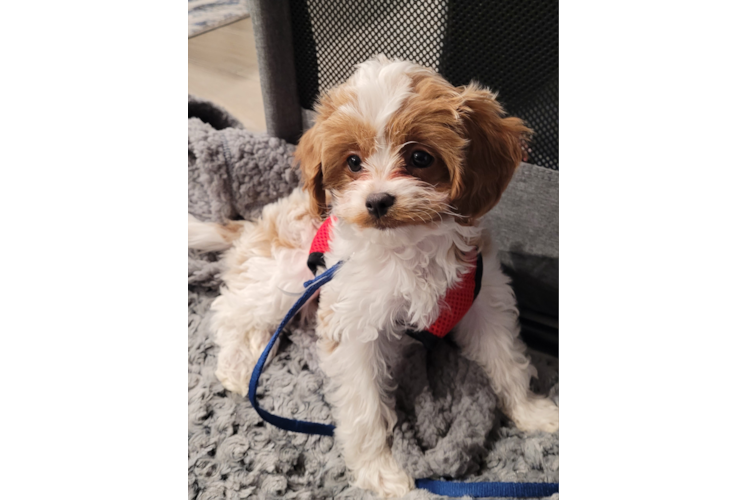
[189,0,250,38]
[188,96,559,499]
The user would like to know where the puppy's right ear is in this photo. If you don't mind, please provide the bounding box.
[294,124,327,219]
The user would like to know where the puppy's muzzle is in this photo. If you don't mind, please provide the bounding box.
[365,192,395,219]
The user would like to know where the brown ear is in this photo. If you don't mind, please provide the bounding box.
[451,84,532,221]
[294,124,327,219]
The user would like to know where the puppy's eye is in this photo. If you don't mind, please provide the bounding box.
[410,150,434,168]
[347,155,362,172]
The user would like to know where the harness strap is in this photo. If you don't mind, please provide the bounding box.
[246,260,559,498]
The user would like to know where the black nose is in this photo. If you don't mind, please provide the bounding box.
[365,193,395,218]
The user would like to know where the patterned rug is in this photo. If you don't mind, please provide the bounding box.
[189,0,250,38]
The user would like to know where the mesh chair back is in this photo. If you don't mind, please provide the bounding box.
[288,0,558,170]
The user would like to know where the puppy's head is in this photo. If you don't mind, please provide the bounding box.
[295,55,531,229]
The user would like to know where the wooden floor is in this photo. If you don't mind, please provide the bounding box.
[188,18,266,133]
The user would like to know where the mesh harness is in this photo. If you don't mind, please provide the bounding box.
[307,216,483,349]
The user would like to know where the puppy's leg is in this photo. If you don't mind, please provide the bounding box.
[210,245,314,395]
[207,189,318,395]
[453,262,559,433]
[210,281,290,396]
[317,319,413,498]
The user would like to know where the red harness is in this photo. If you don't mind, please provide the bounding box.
[307,217,483,348]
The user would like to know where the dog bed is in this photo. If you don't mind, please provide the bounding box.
[188,95,559,500]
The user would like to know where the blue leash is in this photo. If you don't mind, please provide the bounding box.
[247,261,559,498]
[247,262,340,437]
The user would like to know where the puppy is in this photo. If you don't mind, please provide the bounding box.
[188,55,559,498]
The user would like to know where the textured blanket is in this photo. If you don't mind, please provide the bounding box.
[188,96,559,500]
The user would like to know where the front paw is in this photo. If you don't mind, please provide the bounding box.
[511,396,559,433]
[354,454,414,498]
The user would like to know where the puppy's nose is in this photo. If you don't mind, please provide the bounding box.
[365,193,395,219]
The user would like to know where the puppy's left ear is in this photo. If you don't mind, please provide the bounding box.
[451,84,532,221]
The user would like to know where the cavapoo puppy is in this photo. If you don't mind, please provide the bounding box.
[188,55,559,498]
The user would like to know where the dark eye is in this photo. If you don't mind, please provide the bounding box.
[347,155,362,172]
[410,150,434,168]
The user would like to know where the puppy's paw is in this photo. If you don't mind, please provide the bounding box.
[214,331,279,396]
[354,454,414,498]
[214,365,250,396]
[510,395,559,433]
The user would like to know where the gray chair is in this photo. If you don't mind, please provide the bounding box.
[247,0,559,354]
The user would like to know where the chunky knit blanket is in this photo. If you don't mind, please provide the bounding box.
[188,96,559,500]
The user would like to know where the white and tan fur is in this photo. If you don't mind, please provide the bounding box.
[189,56,558,498]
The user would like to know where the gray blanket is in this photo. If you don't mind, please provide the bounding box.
[188,96,559,500]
